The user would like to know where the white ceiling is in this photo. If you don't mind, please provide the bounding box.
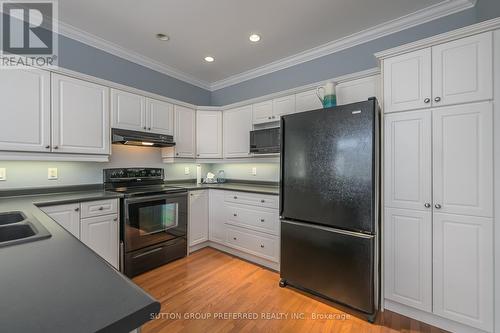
[58,0,461,88]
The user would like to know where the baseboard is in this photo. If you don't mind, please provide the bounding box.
[384,299,490,333]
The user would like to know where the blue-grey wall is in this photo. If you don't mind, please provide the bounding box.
[210,1,500,106]
[58,35,211,105]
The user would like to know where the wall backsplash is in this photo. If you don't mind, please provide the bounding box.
[209,163,279,182]
[0,145,207,190]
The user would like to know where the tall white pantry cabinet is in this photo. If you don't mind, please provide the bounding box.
[379,29,498,333]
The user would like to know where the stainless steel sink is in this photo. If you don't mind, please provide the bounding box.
[0,211,27,225]
[0,211,51,247]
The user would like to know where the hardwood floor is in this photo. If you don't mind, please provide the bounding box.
[133,248,447,333]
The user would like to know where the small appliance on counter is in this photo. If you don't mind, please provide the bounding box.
[217,170,226,183]
[103,168,187,278]
[203,172,218,184]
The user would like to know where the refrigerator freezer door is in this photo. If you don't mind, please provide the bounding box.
[280,220,375,314]
[280,100,376,233]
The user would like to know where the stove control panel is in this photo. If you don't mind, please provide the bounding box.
[103,168,164,182]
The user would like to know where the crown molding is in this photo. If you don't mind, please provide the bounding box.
[209,0,475,91]
[375,16,500,59]
[57,21,212,90]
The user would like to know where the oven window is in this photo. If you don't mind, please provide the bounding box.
[129,200,178,235]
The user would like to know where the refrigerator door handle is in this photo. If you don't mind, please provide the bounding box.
[281,219,374,239]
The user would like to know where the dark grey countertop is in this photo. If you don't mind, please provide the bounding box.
[167,182,279,195]
[0,189,160,333]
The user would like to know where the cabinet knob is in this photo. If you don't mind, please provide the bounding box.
[268,117,272,120]
[53,146,59,149]
[435,204,442,209]
[99,207,104,210]
[434,97,441,102]
[176,153,179,156]
[261,199,265,203]
[233,237,237,240]
[45,145,50,149]
[424,98,430,104]
[272,116,276,119]
[143,126,147,130]
[260,219,265,222]
[233,196,238,199]
[113,218,118,222]
[197,154,200,157]
[424,203,431,208]
[233,213,237,217]
[74,208,79,212]
[148,127,151,130]
[260,244,265,248]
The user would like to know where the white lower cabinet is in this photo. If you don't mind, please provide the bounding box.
[40,203,80,238]
[433,213,493,332]
[384,208,432,312]
[41,199,120,269]
[209,190,226,244]
[80,214,119,269]
[225,225,279,262]
[188,190,209,247]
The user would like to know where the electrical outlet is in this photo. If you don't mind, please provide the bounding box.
[48,168,58,180]
[0,168,6,181]
[184,167,190,175]
[251,167,257,176]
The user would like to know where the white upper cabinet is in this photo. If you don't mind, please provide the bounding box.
[384,208,432,312]
[196,110,222,158]
[51,74,110,155]
[433,213,493,331]
[188,190,209,247]
[383,48,432,113]
[253,100,273,124]
[337,75,380,105]
[174,105,196,158]
[432,32,493,107]
[273,94,295,118]
[223,105,252,158]
[146,98,174,135]
[384,110,432,211]
[111,89,146,131]
[295,89,322,113]
[41,203,81,238]
[0,68,51,152]
[432,102,493,218]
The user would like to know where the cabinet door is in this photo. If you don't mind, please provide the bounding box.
[147,98,174,135]
[41,203,80,238]
[174,105,196,158]
[209,190,226,244]
[196,110,222,158]
[433,102,493,217]
[253,100,273,124]
[383,48,432,113]
[0,68,50,152]
[51,74,110,155]
[433,213,493,331]
[432,32,492,107]
[111,89,146,131]
[384,208,432,312]
[80,214,119,269]
[189,190,209,246]
[384,111,432,211]
[273,94,295,118]
[295,89,322,113]
[336,75,380,106]
[223,106,252,158]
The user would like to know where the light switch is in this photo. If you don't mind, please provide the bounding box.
[0,168,6,181]
[184,167,190,175]
[251,167,257,176]
[48,168,58,180]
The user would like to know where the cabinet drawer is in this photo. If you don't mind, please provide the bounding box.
[224,191,278,209]
[225,204,279,235]
[81,199,118,218]
[225,225,279,262]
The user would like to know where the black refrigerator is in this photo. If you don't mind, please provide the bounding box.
[279,98,380,322]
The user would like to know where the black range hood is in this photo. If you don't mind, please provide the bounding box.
[112,128,175,147]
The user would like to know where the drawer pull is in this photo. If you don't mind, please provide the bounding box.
[74,208,79,212]
[233,237,237,240]
[261,200,265,203]
[98,207,104,210]
[233,213,238,217]
[260,219,265,222]
[233,196,238,199]
[260,244,265,248]
[113,218,118,222]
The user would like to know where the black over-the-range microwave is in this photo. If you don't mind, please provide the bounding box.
[250,127,280,154]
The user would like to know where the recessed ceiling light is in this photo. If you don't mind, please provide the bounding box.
[249,34,261,42]
[204,56,215,63]
[156,33,170,41]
